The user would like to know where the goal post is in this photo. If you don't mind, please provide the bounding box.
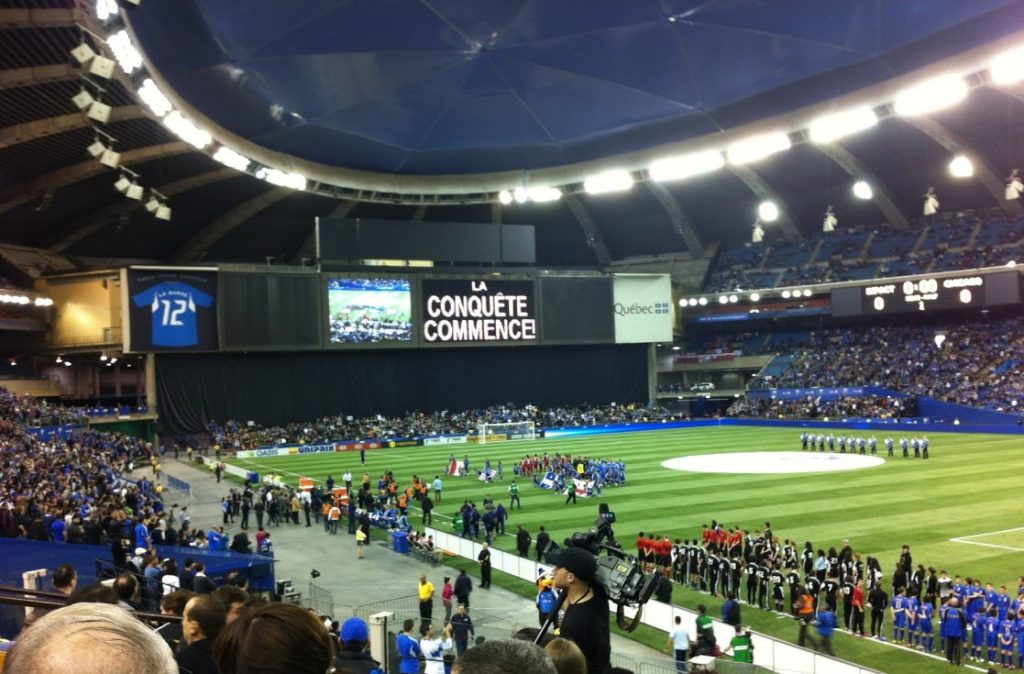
[477,421,536,444]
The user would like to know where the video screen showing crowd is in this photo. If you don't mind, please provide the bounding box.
[799,432,930,458]
[327,278,413,344]
[661,522,1024,668]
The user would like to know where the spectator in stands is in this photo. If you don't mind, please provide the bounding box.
[52,563,76,596]
[4,602,177,674]
[334,616,382,674]
[453,639,557,674]
[545,637,587,674]
[113,573,140,610]
[212,585,249,625]
[214,603,335,674]
[192,562,217,594]
[156,590,191,653]
[177,594,226,674]
[66,584,119,605]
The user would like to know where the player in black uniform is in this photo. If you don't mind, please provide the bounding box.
[787,566,802,616]
[823,575,840,613]
[746,559,759,605]
[718,555,730,597]
[756,561,770,609]
[707,550,720,597]
[805,575,822,613]
[771,563,786,612]
[841,575,856,631]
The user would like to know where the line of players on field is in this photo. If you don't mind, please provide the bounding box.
[800,432,930,458]
[643,522,1024,667]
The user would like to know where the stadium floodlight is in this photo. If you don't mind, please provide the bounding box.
[95,0,119,21]
[822,205,837,232]
[163,111,212,149]
[583,169,633,195]
[718,295,729,304]
[751,221,765,243]
[99,147,120,168]
[125,181,144,200]
[808,107,878,144]
[728,294,738,303]
[212,146,251,172]
[1008,260,1017,268]
[70,42,98,65]
[71,87,95,111]
[1006,169,1023,200]
[893,75,968,116]
[727,132,791,165]
[852,180,873,200]
[498,190,512,205]
[513,187,528,204]
[803,289,812,297]
[155,204,172,221]
[697,297,707,306]
[254,167,307,190]
[922,187,940,215]
[63,361,71,367]
[758,200,779,222]
[113,174,131,193]
[649,150,724,181]
[526,186,561,202]
[137,78,173,117]
[144,196,160,213]
[750,292,760,302]
[949,155,974,178]
[990,45,1024,85]
[687,298,698,307]
[782,290,791,298]
[934,333,947,348]
[87,100,112,123]
[107,30,143,74]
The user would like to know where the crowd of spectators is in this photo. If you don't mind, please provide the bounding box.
[727,395,914,420]
[208,403,682,449]
[704,209,1024,293]
[0,387,87,426]
[756,318,1024,412]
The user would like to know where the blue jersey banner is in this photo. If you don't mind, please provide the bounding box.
[128,269,218,352]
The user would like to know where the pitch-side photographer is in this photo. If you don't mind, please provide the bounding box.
[545,547,611,674]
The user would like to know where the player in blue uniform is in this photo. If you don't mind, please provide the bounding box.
[1000,614,1016,668]
[1015,608,1024,669]
[906,593,921,648]
[997,585,1012,621]
[891,588,907,644]
[918,598,935,653]
[985,608,1001,664]
[970,610,985,661]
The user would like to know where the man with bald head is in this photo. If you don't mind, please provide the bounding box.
[4,602,177,674]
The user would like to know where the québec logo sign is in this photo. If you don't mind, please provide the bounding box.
[614,301,670,316]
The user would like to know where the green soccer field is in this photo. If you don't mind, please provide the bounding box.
[230,425,1024,586]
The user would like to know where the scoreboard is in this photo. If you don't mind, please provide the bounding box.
[832,270,1021,317]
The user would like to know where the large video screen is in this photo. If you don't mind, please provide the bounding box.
[421,278,536,345]
[327,277,413,344]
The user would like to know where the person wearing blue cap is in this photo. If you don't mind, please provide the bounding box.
[334,616,383,674]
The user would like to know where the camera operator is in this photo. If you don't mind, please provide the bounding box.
[545,547,611,674]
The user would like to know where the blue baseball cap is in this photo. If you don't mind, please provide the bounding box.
[340,616,369,643]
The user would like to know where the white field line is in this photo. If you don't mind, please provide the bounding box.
[949,526,1024,552]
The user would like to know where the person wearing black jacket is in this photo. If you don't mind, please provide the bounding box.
[516,525,532,557]
[450,604,475,656]
[454,569,473,609]
[535,526,551,562]
[868,584,889,638]
[177,594,226,674]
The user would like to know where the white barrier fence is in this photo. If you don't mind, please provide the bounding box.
[425,527,882,674]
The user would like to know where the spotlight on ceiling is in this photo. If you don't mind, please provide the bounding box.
[88,54,116,79]
[86,100,112,123]
[583,170,633,195]
[155,204,172,221]
[852,180,873,200]
[99,147,120,168]
[513,187,528,204]
[822,205,837,233]
[70,42,97,65]
[949,155,974,178]
[751,221,765,244]
[137,78,173,117]
[498,190,513,205]
[71,87,95,111]
[758,200,779,222]
[125,181,144,200]
[923,187,940,216]
[526,186,562,203]
[893,75,968,116]
[86,139,106,158]
[144,196,160,213]
[113,174,131,193]
[1006,169,1023,201]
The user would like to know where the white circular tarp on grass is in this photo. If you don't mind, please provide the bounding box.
[662,451,885,475]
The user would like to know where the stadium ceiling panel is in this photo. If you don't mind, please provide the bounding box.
[2,1,1024,265]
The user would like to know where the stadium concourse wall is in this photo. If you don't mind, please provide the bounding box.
[424,527,881,674]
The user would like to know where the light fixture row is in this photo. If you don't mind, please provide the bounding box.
[678,288,812,308]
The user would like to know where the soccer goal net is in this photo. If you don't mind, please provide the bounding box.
[476,421,536,444]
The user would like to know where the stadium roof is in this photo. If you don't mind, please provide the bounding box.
[2,0,1024,268]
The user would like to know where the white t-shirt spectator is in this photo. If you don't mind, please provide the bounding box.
[670,625,690,652]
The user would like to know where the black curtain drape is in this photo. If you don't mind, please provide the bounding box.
[156,344,648,433]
